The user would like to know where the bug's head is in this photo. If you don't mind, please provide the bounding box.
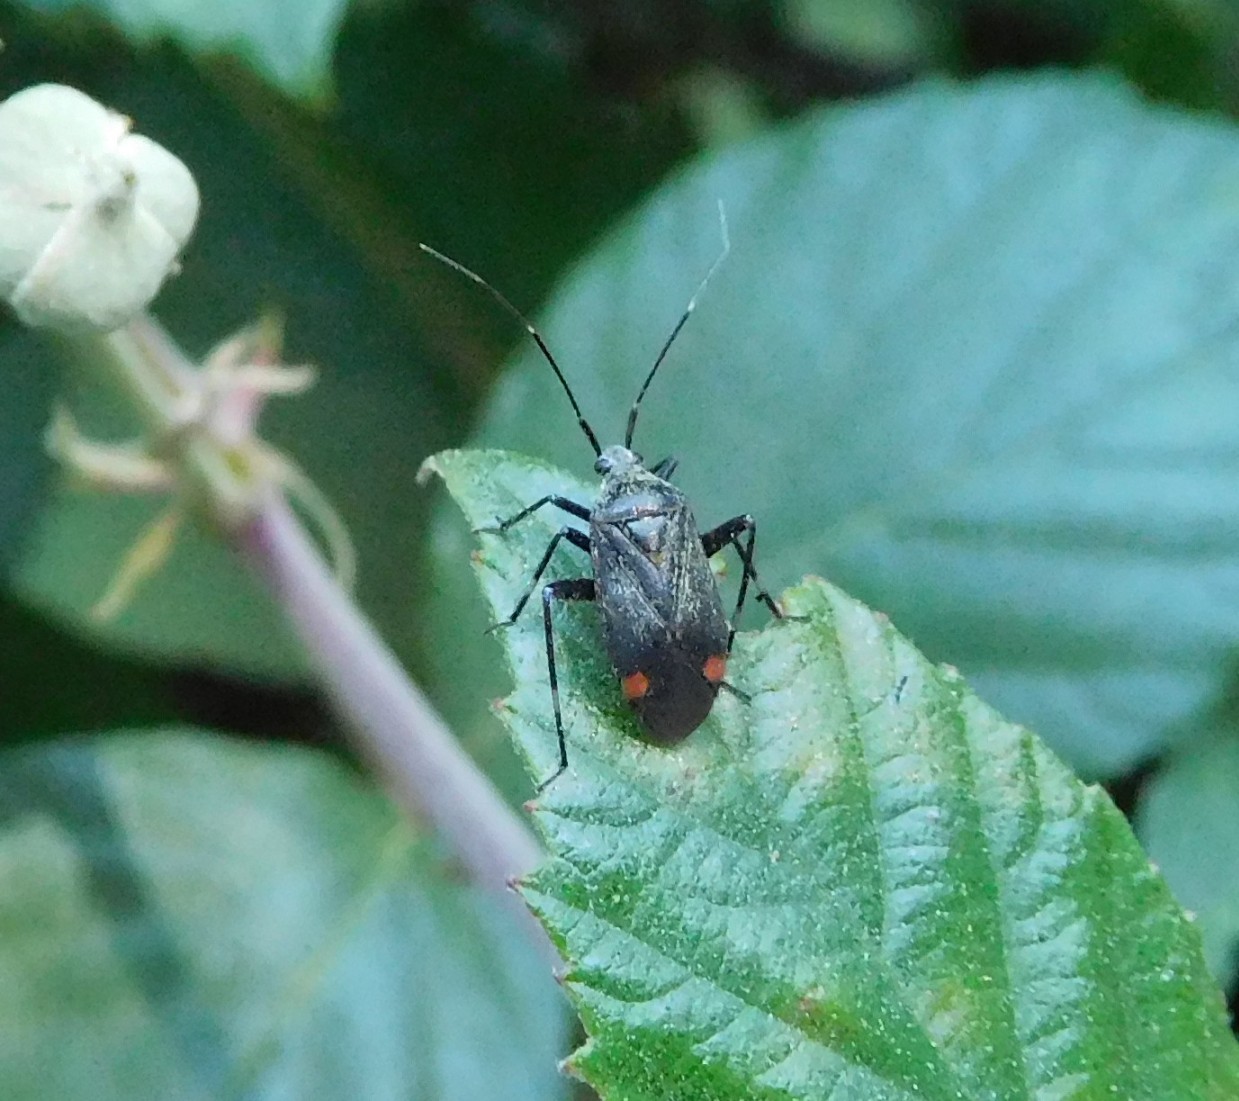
[595,445,643,477]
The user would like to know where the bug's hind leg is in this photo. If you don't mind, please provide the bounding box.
[700,514,782,652]
[537,577,596,792]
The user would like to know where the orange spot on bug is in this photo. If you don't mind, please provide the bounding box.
[622,671,650,700]
[703,654,727,684]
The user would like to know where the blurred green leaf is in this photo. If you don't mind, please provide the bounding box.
[334,1,690,315]
[423,73,1239,780]
[1138,735,1239,984]
[779,0,938,66]
[430,447,1239,1100]
[677,66,771,149]
[15,490,305,677]
[0,729,567,1101]
[16,0,347,96]
[1101,1,1227,112]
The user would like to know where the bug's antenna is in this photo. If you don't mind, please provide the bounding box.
[625,201,730,449]
[419,243,602,457]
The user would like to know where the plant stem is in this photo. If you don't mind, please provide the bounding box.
[237,493,548,947]
[57,315,554,960]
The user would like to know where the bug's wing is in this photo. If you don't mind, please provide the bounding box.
[592,517,673,622]
[666,509,730,655]
[589,517,670,678]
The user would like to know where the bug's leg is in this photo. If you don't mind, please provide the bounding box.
[893,675,909,704]
[537,577,596,792]
[718,680,751,703]
[649,455,679,480]
[700,514,782,651]
[487,526,591,631]
[476,494,589,535]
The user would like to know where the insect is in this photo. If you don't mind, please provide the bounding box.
[421,213,784,789]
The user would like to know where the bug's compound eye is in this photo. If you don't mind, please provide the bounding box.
[594,454,612,475]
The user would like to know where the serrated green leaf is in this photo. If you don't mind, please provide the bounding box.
[0,729,567,1101]
[18,0,346,96]
[1138,735,1239,983]
[424,73,1239,779]
[430,447,1239,1101]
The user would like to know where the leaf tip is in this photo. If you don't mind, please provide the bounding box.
[414,451,447,487]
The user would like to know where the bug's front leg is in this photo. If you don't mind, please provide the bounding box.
[485,526,590,630]
[475,494,589,535]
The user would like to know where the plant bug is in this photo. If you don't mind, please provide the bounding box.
[422,210,784,789]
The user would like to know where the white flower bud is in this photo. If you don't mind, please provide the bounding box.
[0,83,199,333]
